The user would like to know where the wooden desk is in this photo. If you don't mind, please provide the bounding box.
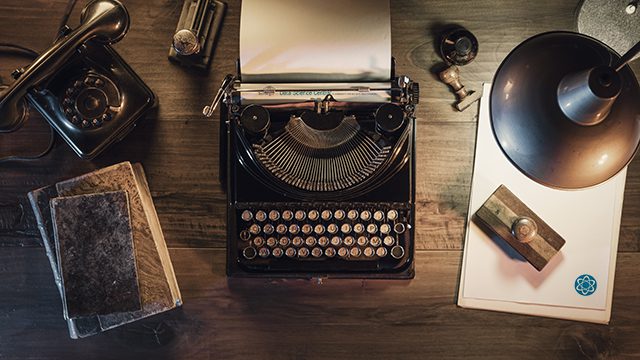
[1,1,638,358]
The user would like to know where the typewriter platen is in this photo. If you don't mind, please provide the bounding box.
[206,0,419,278]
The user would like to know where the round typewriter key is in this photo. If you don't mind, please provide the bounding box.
[360,210,372,221]
[350,247,362,257]
[308,209,320,221]
[266,237,277,248]
[394,223,406,234]
[314,224,325,235]
[241,210,253,222]
[331,236,342,246]
[367,224,378,234]
[272,247,284,258]
[373,210,385,222]
[334,209,346,221]
[376,247,388,257]
[311,247,323,258]
[343,236,355,246]
[338,247,349,258]
[253,237,265,247]
[289,224,300,235]
[363,247,375,258]
[318,236,329,247]
[390,245,405,259]
[325,247,336,258]
[370,236,382,247]
[256,210,268,222]
[340,223,352,234]
[243,247,257,260]
[282,210,294,221]
[327,223,339,234]
[279,237,291,247]
[295,210,306,221]
[276,224,288,235]
[258,247,270,258]
[383,235,396,247]
[347,209,359,220]
[302,224,313,235]
[298,247,310,258]
[305,236,317,247]
[380,223,391,235]
[353,223,365,234]
[387,210,398,221]
[292,236,303,247]
[285,247,297,258]
[239,230,251,241]
[321,210,332,221]
[357,236,369,247]
[268,210,280,221]
[249,224,261,235]
[263,223,275,235]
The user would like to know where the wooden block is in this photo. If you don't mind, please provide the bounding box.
[473,185,566,271]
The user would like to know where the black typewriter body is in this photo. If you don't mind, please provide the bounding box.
[220,63,419,279]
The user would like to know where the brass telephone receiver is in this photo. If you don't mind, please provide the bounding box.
[0,0,154,159]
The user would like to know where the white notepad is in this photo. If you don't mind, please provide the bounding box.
[458,84,626,324]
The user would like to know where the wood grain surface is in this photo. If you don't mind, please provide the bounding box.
[0,0,639,359]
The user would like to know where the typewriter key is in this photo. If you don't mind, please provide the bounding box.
[350,247,362,257]
[311,247,323,258]
[325,247,336,258]
[292,236,303,247]
[276,224,288,235]
[285,247,297,258]
[266,237,277,248]
[383,235,396,247]
[370,236,382,247]
[373,210,385,222]
[249,224,261,235]
[318,236,329,247]
[321,210,332,221]
[272,247,284,258]
[343,236,355,246]
[331,236,342,246]
[269,210,280,221]
[340,223,352,234]
[334,209,346,221]
[394,223,406,234]
[357,236,369,246]
[387,210,398,221]
[305,236,317,247]
[360,210,372,221]
[363,247,375,258]
[263,224,275,235]
[256,210,268,222]
[390,245,405,259]
[353,223,365,234]
[279,237,291,247]
[295,210,306,221]
[253,237,265,247]
[258,247,270,258]
[327,223,339,234]
[376,247,388,257]
[367,224,378,234]
[338,247,349,258]
[239,230,251,241]
[243,247,257,260]
[289,224,300,235]
[308,209,320,221]
[241,210,253,222]
[380,224,391,235]
[347,209,359,220]
[314,224,325,235]
[282,210,294,221]
[298,247,310,258]
[302,224,313,235]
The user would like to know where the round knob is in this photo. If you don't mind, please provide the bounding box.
[240,105,270,136]
[511,217,538,243]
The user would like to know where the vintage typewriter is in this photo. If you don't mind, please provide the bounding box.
[205,0,419,278]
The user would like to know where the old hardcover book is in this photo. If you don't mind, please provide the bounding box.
[51,191,141,318]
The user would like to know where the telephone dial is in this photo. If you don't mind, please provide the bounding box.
[0,0,154,159]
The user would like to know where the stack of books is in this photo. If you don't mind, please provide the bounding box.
[28,162,182,339]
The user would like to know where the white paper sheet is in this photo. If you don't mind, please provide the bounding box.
[458,84,626,323]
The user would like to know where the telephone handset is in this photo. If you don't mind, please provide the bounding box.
[0,0,154,159]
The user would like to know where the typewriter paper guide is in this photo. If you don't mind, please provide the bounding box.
[239,0,391,84]
[458,84,625,323]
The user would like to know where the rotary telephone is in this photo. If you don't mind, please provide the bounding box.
[0,0,154,159]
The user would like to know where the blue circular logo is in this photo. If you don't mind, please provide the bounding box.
[574,274,597,296]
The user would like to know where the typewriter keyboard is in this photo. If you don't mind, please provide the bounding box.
[234,203,411,270]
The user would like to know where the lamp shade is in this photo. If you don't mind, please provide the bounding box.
[490,31,640,189]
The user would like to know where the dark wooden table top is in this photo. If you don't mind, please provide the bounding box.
[1,0,639,359]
